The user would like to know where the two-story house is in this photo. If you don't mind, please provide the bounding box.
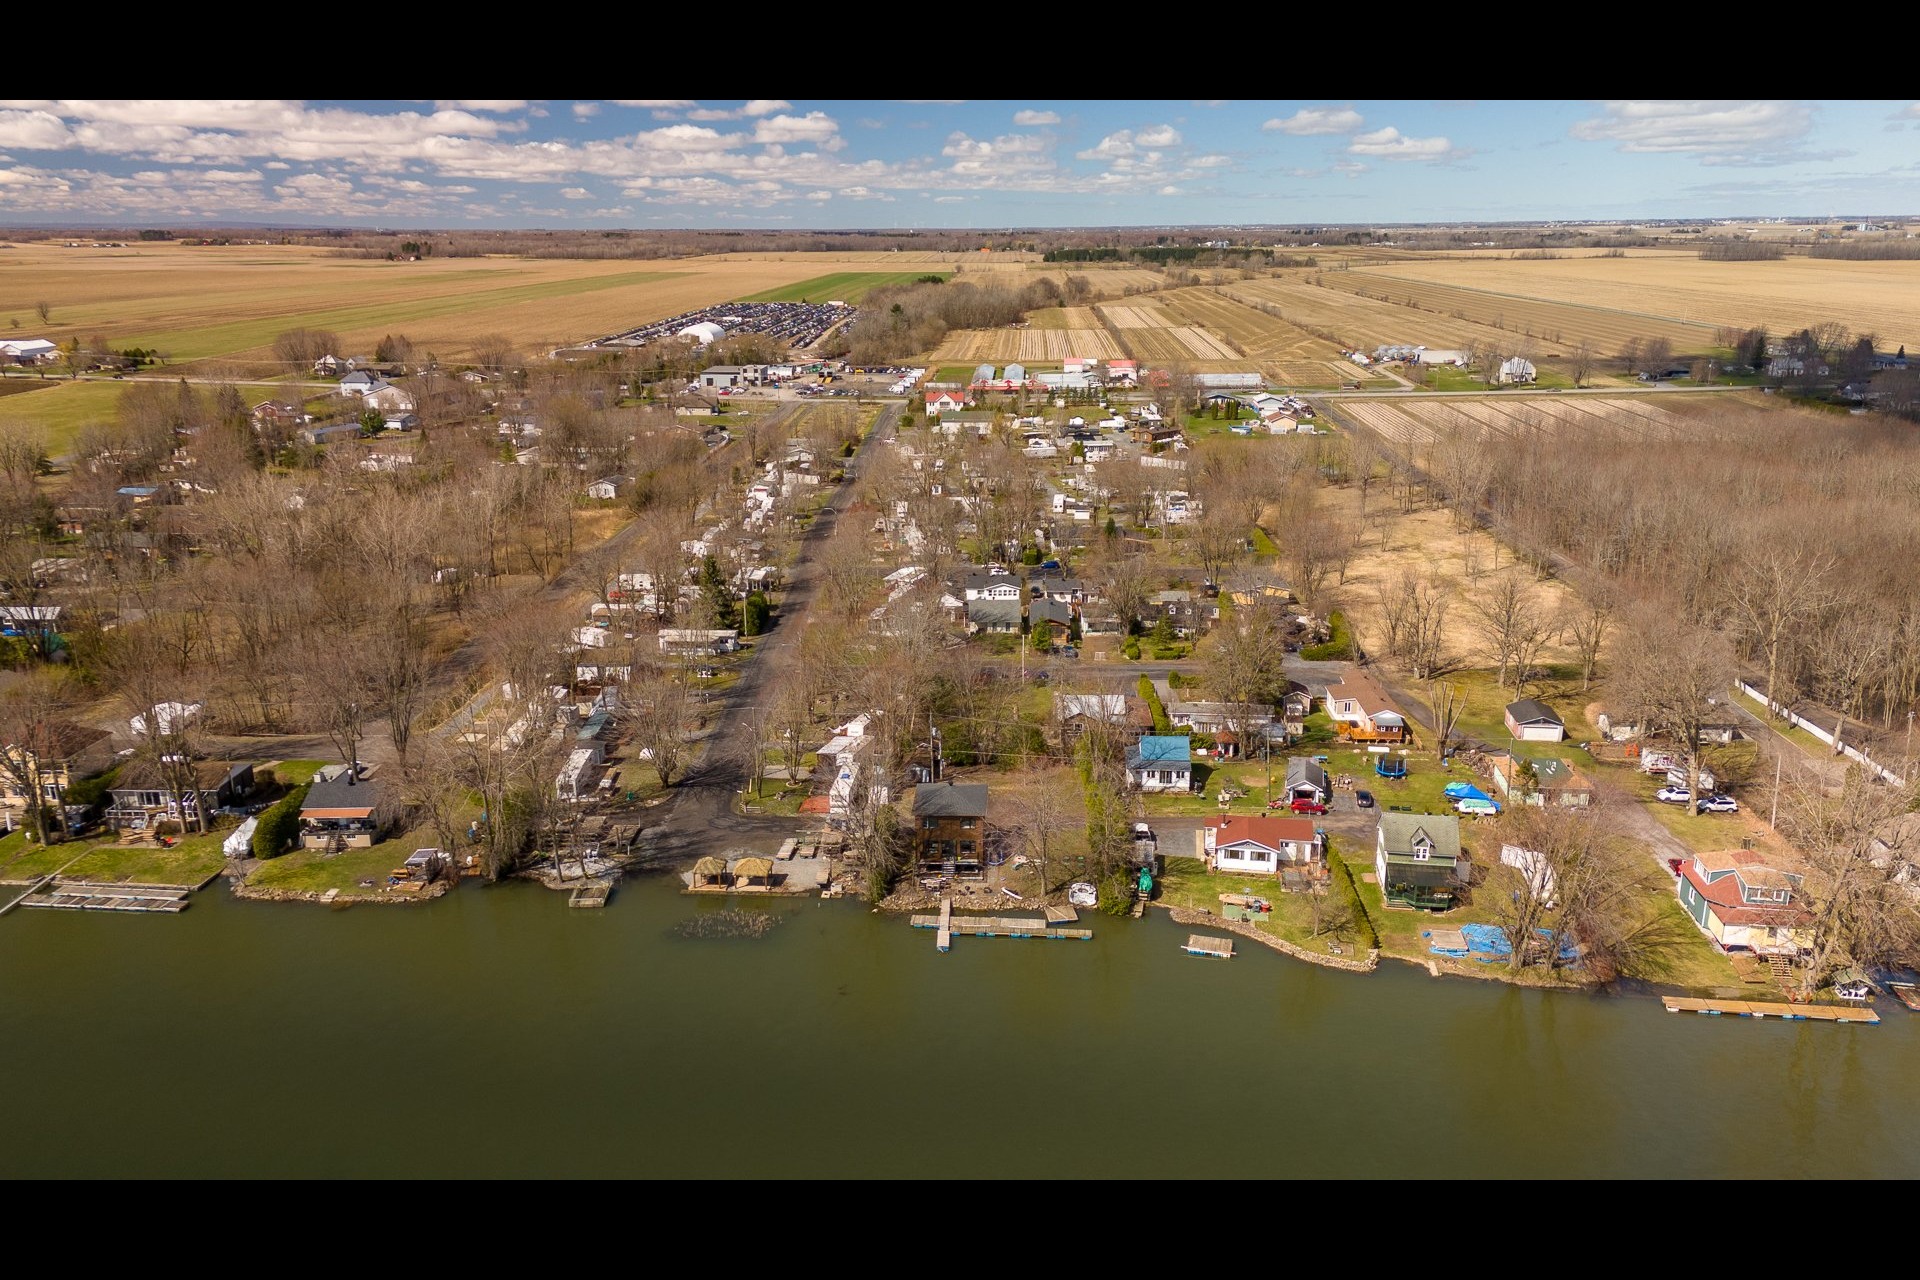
[298,763,397,851]
[1324,671,1410,743]
[0,722,114,821]
[1374,812,1469,911]
[1676,849,1815,955]
[914,781,989,877]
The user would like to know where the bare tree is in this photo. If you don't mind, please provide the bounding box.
[1570,340,1596,389]
[1774,763,1920,995]
[35,301,51,325]
[0,673,81,847]
[1429,680,1466,761]
[1008,784,1077,894]
[1471,574,1553,695]
[1612,611,1734,805]
[625,659,695,788]
[1721,547,1837,716]
[1560,587,1615,692]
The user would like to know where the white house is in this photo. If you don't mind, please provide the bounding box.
[1202,814,1324,877]
[1496,357,1537,386]
[1126,735,1192,793]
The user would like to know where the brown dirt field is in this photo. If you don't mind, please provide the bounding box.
[1310,485,1583,671]
[1365,252,1920,351]
[929,328,1124,362]
[1224,277,1567,358]
[1157,287,1339,366]
[1329,395,1698,449]
[1097,302,1176,330]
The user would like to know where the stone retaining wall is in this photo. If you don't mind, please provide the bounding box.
[1163,904,1379,974]
[231,881,448,906]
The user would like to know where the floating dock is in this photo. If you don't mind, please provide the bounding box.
[570,883,611,908]
[914,899,1091,951]
[1183,934,1235,959]
[20,881,190,913]
[1662,996,1878,1024]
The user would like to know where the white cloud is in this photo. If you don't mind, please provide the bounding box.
[560,187,592,199]
[752,112,840,147]
[805,190,832,201]
[1078,130,1138,160]
[572,103,600,119]
[1013,110,1060,126]
[1158,185,1181,195]
[1333,160,1369,178]
[438,101,527,112]
[933,195,965,203]
[0,109,71,150]
[1570,101,1813,164]
[1263,107,1364,135]
[1135,125,1181,148]
[1187,154,1232,169]
[264,161,289,169]
[1348,126,1458,161]
[742,100,792,117]
[613,100,693,108]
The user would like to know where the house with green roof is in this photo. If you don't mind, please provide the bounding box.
[1374,812,1469,911]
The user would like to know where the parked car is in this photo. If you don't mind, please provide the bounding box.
[1288,797,1329,815]
[1696,794,1740,814]
[1353,789,1375,809]
[1654,786,1692,805]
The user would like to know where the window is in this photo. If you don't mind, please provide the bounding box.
[960,818,975,830]
[921,817,938,830]
[1413,846,1430,862]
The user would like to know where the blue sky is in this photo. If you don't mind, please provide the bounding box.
[1,100,1916,228]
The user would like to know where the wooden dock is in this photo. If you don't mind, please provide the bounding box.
[20,881,190,914]
[1044,905,1079,924]
[914,899,1092,950]
[1663,996,1879,1024]
[570,883,611,909]
[1183,934,1235,959]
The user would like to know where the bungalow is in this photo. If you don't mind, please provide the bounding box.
[106,759,256,832]
[1676,849,1814,955]
[1324,671,1410,743]
[363,383,415,415]
[1080,604,1127,639]
[1202,814,1324,880]
[940,410,996,437]
[584,476,629,501]
[299,421,363,447]
[1504,699,1566,743]
[298,763,396,851]
[965,600,1022,635]
[0,722,114,816]
[1030,598,1074,642]
[1053,693,1152,742]
[1126,735,1193,793]
[1285,757,1330,805]
[914,781,989,876]
[1374,812,1469,911]
[659,629,739,656]
[1167,701,1275,735]
[338,369,380,395]
[1488,754,1595,808]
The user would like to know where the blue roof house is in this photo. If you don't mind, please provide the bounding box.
[1127,735,1193,793]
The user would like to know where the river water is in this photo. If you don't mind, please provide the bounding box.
[2,876,1914,1178]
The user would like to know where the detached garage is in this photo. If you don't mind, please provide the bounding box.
[1504,699,1566,743]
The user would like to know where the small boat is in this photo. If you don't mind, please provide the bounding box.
[1888,982,1920,1013]
[1067,882,1097,908]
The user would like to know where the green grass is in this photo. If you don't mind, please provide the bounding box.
[0,380,135,457]
[1249,525,1279,556]
[1732,689,1832,757]
[934,365,976,385]
[59,831,228,885]
[246,844,416,896]
[1156,861,1354,950]
[267,759,328,786]
[1440,666,1593,762]
[739,272,947,304]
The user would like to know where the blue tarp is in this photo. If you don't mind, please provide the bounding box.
[1443,782,1479,799]
[1439,924,1579,963]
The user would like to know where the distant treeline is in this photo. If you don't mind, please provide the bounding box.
[1808,241,1920,260]
[1698,240,1786,261]
[842,277,1070,365]
[1044,246,1314,267]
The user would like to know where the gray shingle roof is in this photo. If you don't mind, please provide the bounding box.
[913,782,989,818]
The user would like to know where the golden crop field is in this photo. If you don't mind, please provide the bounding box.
[0,242,879,367]
[929,327,1125,362]
[1223,278,1563,357]
[1364,253,1920,351]
[1026,307,1105,331]
[1334,270,1714,353]
[1156,287,1338,367]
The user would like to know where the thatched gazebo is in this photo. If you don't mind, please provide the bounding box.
[732,856,775,891]
[691,855,729,890]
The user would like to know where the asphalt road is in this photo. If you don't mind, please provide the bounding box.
[637,400,902,863]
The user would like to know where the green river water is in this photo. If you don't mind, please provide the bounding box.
[2,875,1914,1178]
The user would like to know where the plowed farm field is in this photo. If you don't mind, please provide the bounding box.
[1096,302,1241,360]
[1334,271,1714,353]
[1331,395,1699,448]
[1224,278,1564,357]
[930,327,1125,362]
[1364,253,1920,352]
[1156,287,1340,368]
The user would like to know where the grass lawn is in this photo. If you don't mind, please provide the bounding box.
[246,843,416,896]
[266,759,328,786]
[0,379,133,457]
[1733,689,1833,757]
[740,272,946,303]
[934,365,976,385]
[1249,525,1279,556]
[1156,860,1358,950]
[59,830,229,885]
[0,831,100,882]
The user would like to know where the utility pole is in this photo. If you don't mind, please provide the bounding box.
[1769,751,1782,831]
